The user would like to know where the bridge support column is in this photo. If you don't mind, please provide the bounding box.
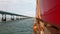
[19,16,20,20]
[20,17,21,20]
[2,14,3,21]
[11,15,14,20]
[18,16,20,20]
[2,14,6,21]
[16,16,19,20]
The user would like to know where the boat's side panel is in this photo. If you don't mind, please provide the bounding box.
[39,0,60,27]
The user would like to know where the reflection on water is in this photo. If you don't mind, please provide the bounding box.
[0,18,34,34]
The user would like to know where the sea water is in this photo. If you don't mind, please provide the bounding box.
[0,18,34,34]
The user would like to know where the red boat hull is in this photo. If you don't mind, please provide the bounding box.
[39,0,60,28]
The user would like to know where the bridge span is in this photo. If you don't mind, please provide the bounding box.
[0,11,32,22]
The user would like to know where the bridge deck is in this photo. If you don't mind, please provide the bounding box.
[0,11,28,17]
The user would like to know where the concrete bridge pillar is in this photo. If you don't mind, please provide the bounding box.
[16,16,19,20]
[19,16,20,20]
[11,15,14,20]
[18,16,20,20]
[2,14,3,21]
[2,14,6,21]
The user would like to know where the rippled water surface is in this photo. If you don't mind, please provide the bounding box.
[0,18,34,34]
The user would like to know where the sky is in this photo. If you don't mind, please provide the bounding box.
[0,0,36,17]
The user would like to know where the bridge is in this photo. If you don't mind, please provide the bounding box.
[0,11,32,21]
[0,10,34,34]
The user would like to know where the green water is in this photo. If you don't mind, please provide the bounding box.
[0,18,34,34]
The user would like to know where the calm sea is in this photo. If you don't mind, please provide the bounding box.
[0,18,34,34]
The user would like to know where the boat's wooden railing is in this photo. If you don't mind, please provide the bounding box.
[33,18,44,34]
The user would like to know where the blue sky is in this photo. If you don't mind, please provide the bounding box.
[0,0,36,17]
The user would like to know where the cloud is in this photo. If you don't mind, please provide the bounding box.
[0,0,36,17]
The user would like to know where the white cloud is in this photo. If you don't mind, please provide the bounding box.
[0,0,36,17]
